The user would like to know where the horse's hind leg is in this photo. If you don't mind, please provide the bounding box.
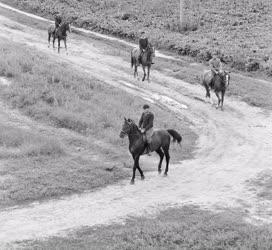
[162,145,170,176]
[147,65,151,83]
[64,38,68,55]
[156,148,164,174]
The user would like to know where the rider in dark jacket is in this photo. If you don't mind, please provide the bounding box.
[139,104,154,154]
[138,31,154,64]
[54,13,62,33]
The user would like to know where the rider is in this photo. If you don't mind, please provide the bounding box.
[138,31,154,65]
[139,104,154,155]
[209,52,223,88]
[54,12,62,33]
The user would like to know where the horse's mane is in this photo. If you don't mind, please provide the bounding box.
[127,119,141,133]
[214,71,229,86]
[58,22,70,36]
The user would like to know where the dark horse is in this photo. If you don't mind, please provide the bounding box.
[120,118,182,184]
[131,45,155,82]
[48,22,71,53]
[202,70,230,110]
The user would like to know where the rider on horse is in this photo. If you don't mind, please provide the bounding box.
[209,52,223,88]
[138,31,154,65]
[139,104,154,155]
[54,12,62,33]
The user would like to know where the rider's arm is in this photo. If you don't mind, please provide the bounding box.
[138,113,143,128]
[209,59,213,68]
[218,60,223,71]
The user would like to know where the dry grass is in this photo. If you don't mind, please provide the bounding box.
[4,0,272,75]
[25,206,272,249]
[0,124,64,158]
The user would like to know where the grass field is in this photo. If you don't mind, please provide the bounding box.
[3,0,272,76]
[0,38,197,208]
[25,206,272,249]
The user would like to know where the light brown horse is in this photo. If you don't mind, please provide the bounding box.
[120,118,182,184]
[48,22,71,53]
[131,45,155,82]
[202,70,230,110]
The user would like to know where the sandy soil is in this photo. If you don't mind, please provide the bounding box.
[0,4,272,247]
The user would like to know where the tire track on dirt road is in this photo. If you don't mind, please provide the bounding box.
[0,8,272,245]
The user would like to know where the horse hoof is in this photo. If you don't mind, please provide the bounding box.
[163,173,168,177]
[141,175,145,180]
[130,180,135,185]
[158,170,162,174]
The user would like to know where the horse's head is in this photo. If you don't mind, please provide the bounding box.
[147,44,155,62]
[59,22,71,35]
[66,22,71,33]
[120,118,138,138]
[222,71,231,87]
[214,71,230,88]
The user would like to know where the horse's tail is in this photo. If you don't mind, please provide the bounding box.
[167,129,182,144]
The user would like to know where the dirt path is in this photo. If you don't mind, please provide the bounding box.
[0,5,272,246]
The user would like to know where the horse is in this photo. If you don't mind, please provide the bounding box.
[131,44,155,82]
[202,70,230,110]
[120,118,182,184]
[48,22,71,54]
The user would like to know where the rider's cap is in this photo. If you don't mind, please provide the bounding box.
[143,104,150,109]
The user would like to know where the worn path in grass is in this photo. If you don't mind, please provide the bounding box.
[0,5,272,246]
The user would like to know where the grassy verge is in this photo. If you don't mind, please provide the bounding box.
[0,39,196,207]
[0,122,129,208]
[3,0,272,76]
[24,206,272,249]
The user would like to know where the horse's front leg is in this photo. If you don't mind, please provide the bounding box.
[142,65,146,82]
[136,156,144,180]
[134,65,139,80]
[221,90,225,110]
[58,38,61,54]
[131,154,139,184]
[215,91,221,109]
[204,83,212,104]
[48,33,51,48]
[52,36,56,49]
[64,37,68,55]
